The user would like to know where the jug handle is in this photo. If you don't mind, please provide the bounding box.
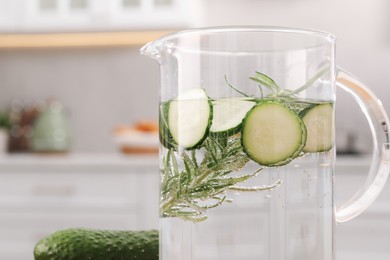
[335,67,390,223]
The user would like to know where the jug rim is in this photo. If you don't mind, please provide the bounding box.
[140,25,336,58]
[148,25,335,45]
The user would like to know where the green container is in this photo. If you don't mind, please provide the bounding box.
[32,101,71,153]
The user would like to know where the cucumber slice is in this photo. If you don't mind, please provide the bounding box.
[300,103,334,152]
[241,101,307,166]
[168,89,212,149]
[210,98,256,135]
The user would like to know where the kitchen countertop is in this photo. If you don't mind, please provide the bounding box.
[0,153,159,173]
[0,153,372,165]
[0,153,371,164]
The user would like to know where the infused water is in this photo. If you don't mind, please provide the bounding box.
[159,96,334,260]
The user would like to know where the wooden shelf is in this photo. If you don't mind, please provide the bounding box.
[0,30,173,49]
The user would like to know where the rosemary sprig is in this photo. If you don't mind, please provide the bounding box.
[161,135,271,222]
[280,66,330,97]
[224,75,250,97]
[249,71,281,95]
[249,65,329,98]
[225,65,329,99]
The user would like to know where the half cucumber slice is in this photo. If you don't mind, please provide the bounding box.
[300,103,334,152]
[241,101,307,166]
[210,98,256,135]
[168,89,212,149]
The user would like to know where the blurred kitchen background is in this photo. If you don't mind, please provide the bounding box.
[1,0,390,154]
[0,0,389,259]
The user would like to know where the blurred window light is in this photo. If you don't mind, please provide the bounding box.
[122,0,141,8]
[70,0,88,10]
[39,0,57,11]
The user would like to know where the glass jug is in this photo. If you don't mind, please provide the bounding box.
[141,26,390,260]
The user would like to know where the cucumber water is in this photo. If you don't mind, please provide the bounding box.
[159,90,334,260]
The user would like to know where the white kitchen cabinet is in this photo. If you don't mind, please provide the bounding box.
[0,154,389,259]
[0,154,160,260]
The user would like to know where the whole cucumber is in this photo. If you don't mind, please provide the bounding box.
[34,228,158,260]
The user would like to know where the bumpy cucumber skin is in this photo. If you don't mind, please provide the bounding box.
[167,98,213,150]
[241,100,307,167]
[34,229,158,260]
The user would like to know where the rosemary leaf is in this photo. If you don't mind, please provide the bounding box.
[224,75,251,97]
[250,71,280,92]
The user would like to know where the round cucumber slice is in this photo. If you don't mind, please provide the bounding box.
[241,101,307,166]
[300,103,334,152]
[168,89,212,149]
[210,98,256,135]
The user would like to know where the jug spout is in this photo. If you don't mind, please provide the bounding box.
[140,41,162,61]
[141,31,178,62]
